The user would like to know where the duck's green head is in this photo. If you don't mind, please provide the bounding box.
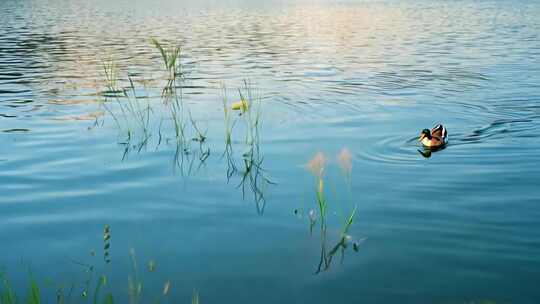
[419,129,431,141]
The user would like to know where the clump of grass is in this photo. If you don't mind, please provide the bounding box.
[0,222,192,304]
[0,274,42,304]
[169,99,210,176]
[96,38,213,173]
[99,58,124,133]
[26,277,40,304]
[150,38,211,167]
[221,80,274,214]
[150,38,183,97]
[127,248,175,304]
[100,49,175,161]
[102,57,123,96]
[0,274,16,304]
[189,112,210,163]
[171,96,188,148]
[237,80,262,149]
[221,84,237,179]
[190,116,207,144]
[305,151,364,274]
[150,38,185,142]
[322,205,359,269]
[99,57,154,151]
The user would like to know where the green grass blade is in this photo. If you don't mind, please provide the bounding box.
[26,280,40,304]
[191,290,199,304]
[1,274,17,304]
[343,205,357,235]
[102,293,114,304]
[93,276,107,304]
[150,38,168,68]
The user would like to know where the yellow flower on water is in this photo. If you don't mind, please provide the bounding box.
[231,99,249,111]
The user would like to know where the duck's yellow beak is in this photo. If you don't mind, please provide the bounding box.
[419,133,426,141]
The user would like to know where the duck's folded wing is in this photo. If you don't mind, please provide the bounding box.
[431,124,443,136]
[442,126,447,140]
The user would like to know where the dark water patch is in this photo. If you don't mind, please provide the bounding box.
[99,89,127,98]
[0,89,31,94]
[2,128,30,133]
[453,117,540,145]
[9,99,34,104]
[0,72,25,79]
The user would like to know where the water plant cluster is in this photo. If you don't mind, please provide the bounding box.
[0,226,199,304]
[97,38,273,212]
[98,38,207,165]
[298,149,365,274]
[221,81,274,214]
[0,39,363,303]
[99,39,363,276]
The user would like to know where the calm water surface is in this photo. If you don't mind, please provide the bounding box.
[1,0,540,303]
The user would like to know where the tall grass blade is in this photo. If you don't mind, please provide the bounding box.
[191,290,199,304]
[1,274,16,304]
[93,276,107,304]
[102,294,114,304]
[26,280,40,304]
[343,205,357,236]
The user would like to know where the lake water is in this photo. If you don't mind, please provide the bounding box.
[1,0,540,303]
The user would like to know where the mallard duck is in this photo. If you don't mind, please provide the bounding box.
[419,124,448,148]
